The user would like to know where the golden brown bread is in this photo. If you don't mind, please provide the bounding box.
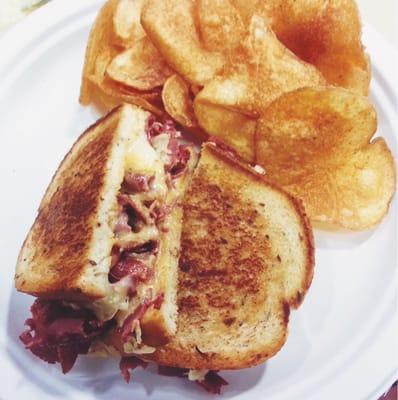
[15,106,126,301]
[255,87,396,230]
[145,143,314,369]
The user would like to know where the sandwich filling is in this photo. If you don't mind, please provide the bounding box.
[20,116,196,373]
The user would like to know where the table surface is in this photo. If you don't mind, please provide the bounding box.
[0,0,396,399]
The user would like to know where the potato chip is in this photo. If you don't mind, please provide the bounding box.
[231,0,370,94]
[80,0,119,105]
[197,17,324,113]
[107,36,173,90]
[194,100,257,161]
[255,87,396,229]
[80,0,164,114]
[247,16,326,109]
[272,0,370,95]
[113,0,146,47]
[193,16,325,160]
[162,74,197,128]
[256,88,377,184]
[195,73,256,117]
[141,0,225,85]
[196,0,245,53]
[285,139,395,230]
[87,75,164,116]
[110,81,161,101]
[190,84,202,97]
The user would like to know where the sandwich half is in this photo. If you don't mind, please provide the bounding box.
[145,141,314,375]
[15,104,197,372]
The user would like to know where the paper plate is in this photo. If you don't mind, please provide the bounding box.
[0,1,396,399]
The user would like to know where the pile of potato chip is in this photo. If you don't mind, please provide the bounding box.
[80,0,395,230]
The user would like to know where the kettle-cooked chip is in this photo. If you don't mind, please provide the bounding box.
[231,0,370,95]
[193,72,257,160]
[196,0,245,53]
[113,0,146,47]
[80,0,164,114]
[162,74,197,128]
[141,0,225,85]
[194,16,325,160]
[269,0,370,95]
[255,87,396,229]
[242,16,325,111]
[107,36,173,91]
[88,75,164,115]
[80,0,119,105]
[194,100,257,161]
[196,16,324,115]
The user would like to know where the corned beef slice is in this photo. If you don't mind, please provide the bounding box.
[19,299,111,373]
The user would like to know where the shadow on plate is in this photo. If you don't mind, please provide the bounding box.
[6,289,266,398]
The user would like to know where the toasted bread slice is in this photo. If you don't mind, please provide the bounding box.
[255,87,396,230]
[15,106,129,301]
[146,143,314,369]
[15,104,196,345]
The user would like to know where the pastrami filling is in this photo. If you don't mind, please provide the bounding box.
[19,299,114,374]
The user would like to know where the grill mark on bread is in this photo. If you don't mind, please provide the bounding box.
[22,113,119,297]
[223,317,236,326]
[178,168,272,319]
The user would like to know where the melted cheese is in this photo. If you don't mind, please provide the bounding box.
[125,131,160,174]
[125,130,168,197]
[89,277,131,321]
[115,225,159,248]
[89,341,121,358]
[90,124,195,342]
[188,369,209,381]
[123,323,156,354]
[151,133,171,166]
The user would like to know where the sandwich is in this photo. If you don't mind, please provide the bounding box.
[141,141,315,392]
[15,104,197,373]
[14,105,315,393]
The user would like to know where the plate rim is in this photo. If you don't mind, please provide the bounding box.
[0,1,396,399]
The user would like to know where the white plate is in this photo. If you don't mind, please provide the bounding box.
[0,1,396,399]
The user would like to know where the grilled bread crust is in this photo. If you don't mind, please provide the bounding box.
[15,106,128,301]
[146,143,314,369]
[15,103,193,344]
